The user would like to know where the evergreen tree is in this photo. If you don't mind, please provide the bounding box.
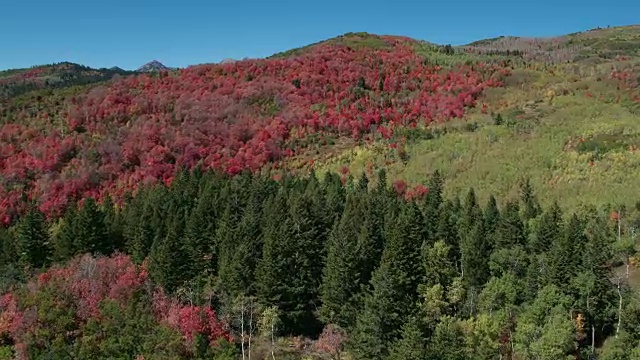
[435,200,461,273]
[427,316,466,360]
[216,203,241,295]
[423,170,444,243]
[149,214,189,293]
[520,178,541,222]
[218,192,263,297]
[387,317,427,360]
[256,189,324,335]
[348,291,386,360]
[0,226,17,268]
[357,193,385,288]
[74,197,110,256]
[494,200,526,249]
[461,221,490,288]
[530,201,563,254]
[182,189,218,279]
[102,194,125,253]
[357,171,369,192]
[484,195,500,237]
[53,202,78,262]
[320,192,366,329]
[349,202,425,357]
[461,188,482,234]
[127,216,155,264]
[546,214,584,287]
[15,204,51,269]
[524,256,541,302]
[255,191,289,306]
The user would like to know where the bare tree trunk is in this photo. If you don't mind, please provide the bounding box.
[241,304,246,360]
[248,298,253,360]
[617,280,623,338]
[627,260,630,282]
[591,325,595,354]
[618,210,622,242]
[509,329,514,356]
[271,322,276,360]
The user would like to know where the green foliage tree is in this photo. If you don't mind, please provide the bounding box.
[387,317,427,360]
[520,178,541,222]
[15,203,51,269]
[72,293,184,359]
[73,197,110,256]
[349,202,424,358]
[494,201,526,249]
[320,192,367,329]
[149,214,189,293]
[256,188,324,335]
[530,201,563,255]
[427,316,466,360]
[53,202,78,262]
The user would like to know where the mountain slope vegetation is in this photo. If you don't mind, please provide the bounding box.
[0,25,640,359]
[0,34,508,221]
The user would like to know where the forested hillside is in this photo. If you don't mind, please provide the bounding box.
[1,169,639,359]
[0,34,507,222]
[0,26,640,359]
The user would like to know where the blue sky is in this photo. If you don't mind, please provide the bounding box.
[1,0,638,70]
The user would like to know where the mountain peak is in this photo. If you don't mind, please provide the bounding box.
[137,60,170,72]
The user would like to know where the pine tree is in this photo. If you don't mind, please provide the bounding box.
[182,192,218,279]
[520,178,541,222]
[320,192,366,329]
[323,173,346,225]
[494,200,526,249]
[15,204,51,269]
[461,222,490,288]
[54,202,78,262]
[102,195,125,253]
[255,191,289,306]
[460,188,488,286]
[387,317,427,360]
[216,203,241,295]
[435,201,461,272]
[546,214,584,287]
[484,195,500,237]
[357,193,385,288]
[461,188,482,233]
[349,202,425,357]
[530,201,563,254]
[348,291,386,360]
[423,170,444,243]
[127,217,155,264]
[74,197,111,256]
[256,188,324,335]
[218,193,263,297]
[357,171,369,192]
[0,226,17,268]
[148,214,189,293]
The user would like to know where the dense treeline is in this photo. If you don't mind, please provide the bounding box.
[2,168,640,359]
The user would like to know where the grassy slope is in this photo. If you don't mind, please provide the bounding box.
[309,26,640,211]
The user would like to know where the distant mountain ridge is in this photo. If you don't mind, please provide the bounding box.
[0,62,134,100]
[137,60,172,72]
